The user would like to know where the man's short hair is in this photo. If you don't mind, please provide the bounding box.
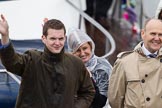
[43,19,66,36]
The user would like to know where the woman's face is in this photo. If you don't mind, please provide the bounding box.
[73,42,92,63]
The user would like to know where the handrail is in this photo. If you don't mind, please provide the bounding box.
[0,69,21,85]
[66,0,116,58]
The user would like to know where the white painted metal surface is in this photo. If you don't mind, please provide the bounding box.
[0,0,86,40]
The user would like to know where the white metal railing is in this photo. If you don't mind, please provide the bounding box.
[66,0,116,58]
[0,69,21,85]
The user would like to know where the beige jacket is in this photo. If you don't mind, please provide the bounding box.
[108,42,162,108]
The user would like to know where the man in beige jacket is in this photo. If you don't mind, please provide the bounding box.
[108,18,162,108]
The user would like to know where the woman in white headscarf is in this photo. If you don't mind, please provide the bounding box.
[67,28,112,108]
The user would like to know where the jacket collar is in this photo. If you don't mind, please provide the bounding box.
[134,41,145,57]
[43,46,64,63]
[134,41,162,58]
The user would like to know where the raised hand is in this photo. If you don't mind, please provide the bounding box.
[0,14,9,37]
[42,18,48,27]
[0,14,9,45]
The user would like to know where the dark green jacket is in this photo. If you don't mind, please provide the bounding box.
[0,43,95,108]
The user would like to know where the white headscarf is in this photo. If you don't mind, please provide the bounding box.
[67,28,95,55]
[67,28,97,71]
